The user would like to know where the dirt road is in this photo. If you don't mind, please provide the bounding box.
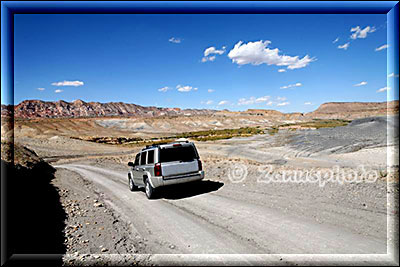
[54,163,387,260]
[12,115,396,264]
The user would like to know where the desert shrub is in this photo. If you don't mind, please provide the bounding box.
[267,127,279,136]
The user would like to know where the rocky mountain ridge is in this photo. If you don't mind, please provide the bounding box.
[1,99,398,119]
[2,99,216,119]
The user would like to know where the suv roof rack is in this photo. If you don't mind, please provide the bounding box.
[142,140,189,150]
[144,143,166,150]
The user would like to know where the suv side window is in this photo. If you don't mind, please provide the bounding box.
[134,153,140,166]
[140,151,147,165]
[147,150,155,164]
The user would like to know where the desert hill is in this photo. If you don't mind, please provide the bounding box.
[4,99,215,119]
[1,99,398,120]
[306,101,399,119]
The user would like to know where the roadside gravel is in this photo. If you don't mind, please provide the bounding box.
[52,168,145,266]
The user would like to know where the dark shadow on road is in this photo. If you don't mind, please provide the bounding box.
[2,160,66,266]
[152,180,224,200]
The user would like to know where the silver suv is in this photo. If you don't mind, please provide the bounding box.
[127,141,204,199]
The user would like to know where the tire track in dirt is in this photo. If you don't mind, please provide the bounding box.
[55,163,387,256]
[55,164,262,256]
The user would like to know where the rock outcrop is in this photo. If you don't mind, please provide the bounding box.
[6,100,216,119]
[306,100,398,119]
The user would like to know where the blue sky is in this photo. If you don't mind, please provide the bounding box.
[11,14,398,112]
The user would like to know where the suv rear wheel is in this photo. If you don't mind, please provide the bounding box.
[128,174,138,191]
[145,179,155,199]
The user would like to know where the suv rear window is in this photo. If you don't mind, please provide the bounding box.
[147,150,155,164]
[159,145,198,163]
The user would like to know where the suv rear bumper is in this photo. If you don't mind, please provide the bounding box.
[150,171,204,188]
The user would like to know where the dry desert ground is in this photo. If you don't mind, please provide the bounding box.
[2,114,399,266]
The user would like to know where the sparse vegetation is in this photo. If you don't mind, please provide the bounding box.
[175,127,264,141]
[278,119,350,129]
[192,135,234,142]
[71,127,265,145]
[70,136,144,145]
[68,119,351,145]
[149,127,264,143]
[147,138,176,145]
[267,127,279,136]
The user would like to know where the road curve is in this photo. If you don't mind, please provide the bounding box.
[54,163,387,257]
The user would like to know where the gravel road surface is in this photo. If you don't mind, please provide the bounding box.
[54,161,392,265]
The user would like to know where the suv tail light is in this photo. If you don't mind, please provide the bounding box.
[154,163,162,176]
[198,160,202,171]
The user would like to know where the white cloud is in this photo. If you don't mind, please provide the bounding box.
[388,73,399,78]
[350,26,376,39]
[158,86,171,92]
[304,102,313,105]
[207,89,215,93]
[218,100,228,105]
[332,37,339,44]
[256,96,270,103]
[202,46,226,62]
[202,56,216,62]
[51,80,84,87]
[354,81,367,86]
[263,96,289,107]
[169,37,181,43]
[278,69,286,73]
[338,42,350,50]
[238,97,256,105]
[37,88,45,91]
[377,86,390,93]
[176,85,198,92]
[277,102,290,106]
[227,40,315,70]
[280,82,302,89]
[238,96,270,105]
[201,100,214,105]
[375,44,388,51]
[54,89,63,93]
[204,47,225,57]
